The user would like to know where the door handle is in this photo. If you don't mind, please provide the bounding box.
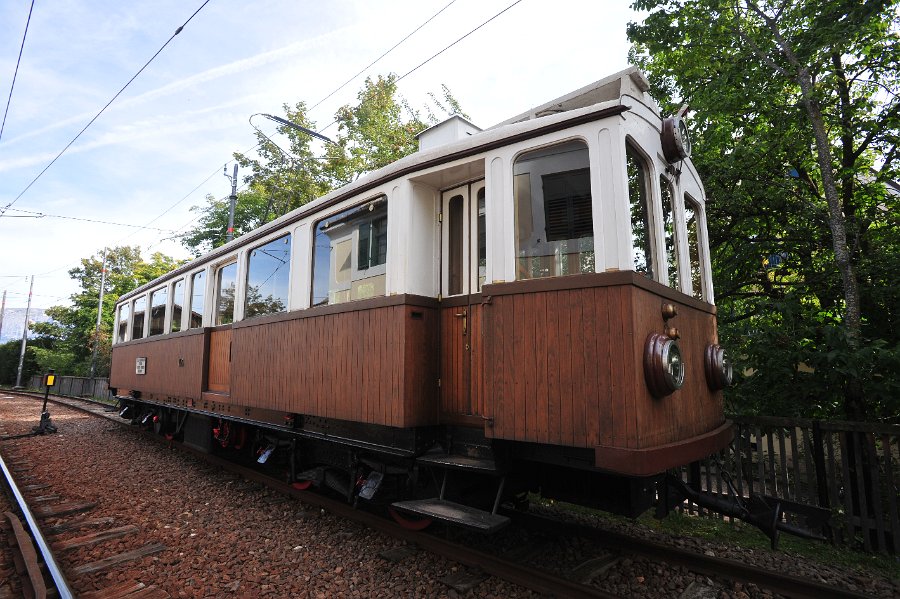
[454,309,467,336]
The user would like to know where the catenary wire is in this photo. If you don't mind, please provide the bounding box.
[1,207,178,233]
[308,0,458,113]
[0,0,213,217]
[0,0,35,143]
[317,0,526,134]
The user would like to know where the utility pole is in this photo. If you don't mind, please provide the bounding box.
[225,164,238,243]
[15,275,33,388]
[0,290,6,342]
[89,249,108,381]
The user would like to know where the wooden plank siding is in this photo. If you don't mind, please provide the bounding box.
[207,328,232,393]
[228,301,439,428]
[109,330,206,398]
[481,272,724,453]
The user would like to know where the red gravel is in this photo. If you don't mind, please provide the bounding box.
[1,392,896,598]
[0,395,535,598]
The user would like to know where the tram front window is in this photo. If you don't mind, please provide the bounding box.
[514,140,594,280]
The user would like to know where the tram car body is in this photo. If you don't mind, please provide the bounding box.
[111,68,732,531]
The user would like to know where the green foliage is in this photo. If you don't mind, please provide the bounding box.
[628,0,900,419]
[182,75,463,254]
[0,339,43,385]
[29,247,185,377]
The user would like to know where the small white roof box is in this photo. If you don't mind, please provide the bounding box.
[416,114,482,151]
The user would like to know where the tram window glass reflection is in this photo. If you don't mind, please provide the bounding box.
[311,197,388,306]
[132,296,146,340]
[660,176,679,289]
[215,262,237,325]
[685,195,705,300]
[245,234,291,319]
[514,140,594,279]
[189,271,205,328]
[171,279,185,333]
[149,286,167,336]
[477,187,486,290]
[117,304,130,343]
[627,143,654,279]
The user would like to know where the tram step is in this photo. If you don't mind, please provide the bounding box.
[390,498,509,532]
[416,452,499,473]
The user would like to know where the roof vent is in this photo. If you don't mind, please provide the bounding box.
[416,115,482,151]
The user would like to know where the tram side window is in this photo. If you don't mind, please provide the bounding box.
[132,297,146,340]
[149,287,167,336]
[477,187,486,290]
[189,271,205,328]
[514,140,594,279]
[117,304,130,343]
[627,143,654,279]
[684,195,705,300]
[171,279,185,333]
[311,197,387,306]
[660,176,679,289]
[245,234,291,319]
[215,262,237,325]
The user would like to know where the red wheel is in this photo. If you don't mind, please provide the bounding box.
[388,506,432,531]
[292,481,312,490]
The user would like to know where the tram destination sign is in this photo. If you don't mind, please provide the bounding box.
[135,357,147,375]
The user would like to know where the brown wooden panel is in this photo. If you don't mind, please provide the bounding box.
[207,329,232,393]
[483,273,725,457]
[229,302,438,428]
[469,303,484,417]
[110,332,204,398]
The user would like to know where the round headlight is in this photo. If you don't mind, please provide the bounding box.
[661,116,692,163]
[704,344,733,390]
[644,333,686,397]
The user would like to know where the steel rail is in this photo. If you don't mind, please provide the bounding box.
[514,511,872,599]
[0,451,75,598]
[6,389,878,599]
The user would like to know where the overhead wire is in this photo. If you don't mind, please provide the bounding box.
[307,0,458,113]
[1,0,35,143]
[1,207,178,232]
[5,0,525,304]
[0,0,213,217]
[317,0,526,134]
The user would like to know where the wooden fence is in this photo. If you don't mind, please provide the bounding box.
[679,416,900,555]
[26,375,110,401]
[17,377,900,554]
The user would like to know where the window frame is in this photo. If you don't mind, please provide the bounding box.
[512,137,596,280]
[131,295,147,341]
[170,278,185,333]
[625,139,658,281]
[310,195,388,307]
[214,260,238,326]
[148,285,168,337]
[244,232,292,320]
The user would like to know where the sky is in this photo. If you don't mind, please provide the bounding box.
[0,0,641,312]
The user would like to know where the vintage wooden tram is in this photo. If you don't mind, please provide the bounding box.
[110,68,733,532]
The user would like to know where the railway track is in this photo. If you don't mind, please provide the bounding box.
[1,389,889,598]
[0,391,169,598]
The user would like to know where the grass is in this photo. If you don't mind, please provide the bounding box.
[638,509,899,579]
[532,495,898,580]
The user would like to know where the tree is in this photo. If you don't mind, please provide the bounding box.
[628,0,900,420]
[29,247,185,377]
[182,75,465,254]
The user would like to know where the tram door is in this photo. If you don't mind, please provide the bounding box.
[440,180,486,423]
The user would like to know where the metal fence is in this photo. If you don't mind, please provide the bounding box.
[680,416,900,555]
[26,375,110,401]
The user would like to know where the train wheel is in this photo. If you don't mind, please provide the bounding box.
[292,481,312,490]
[388,506,432,531]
